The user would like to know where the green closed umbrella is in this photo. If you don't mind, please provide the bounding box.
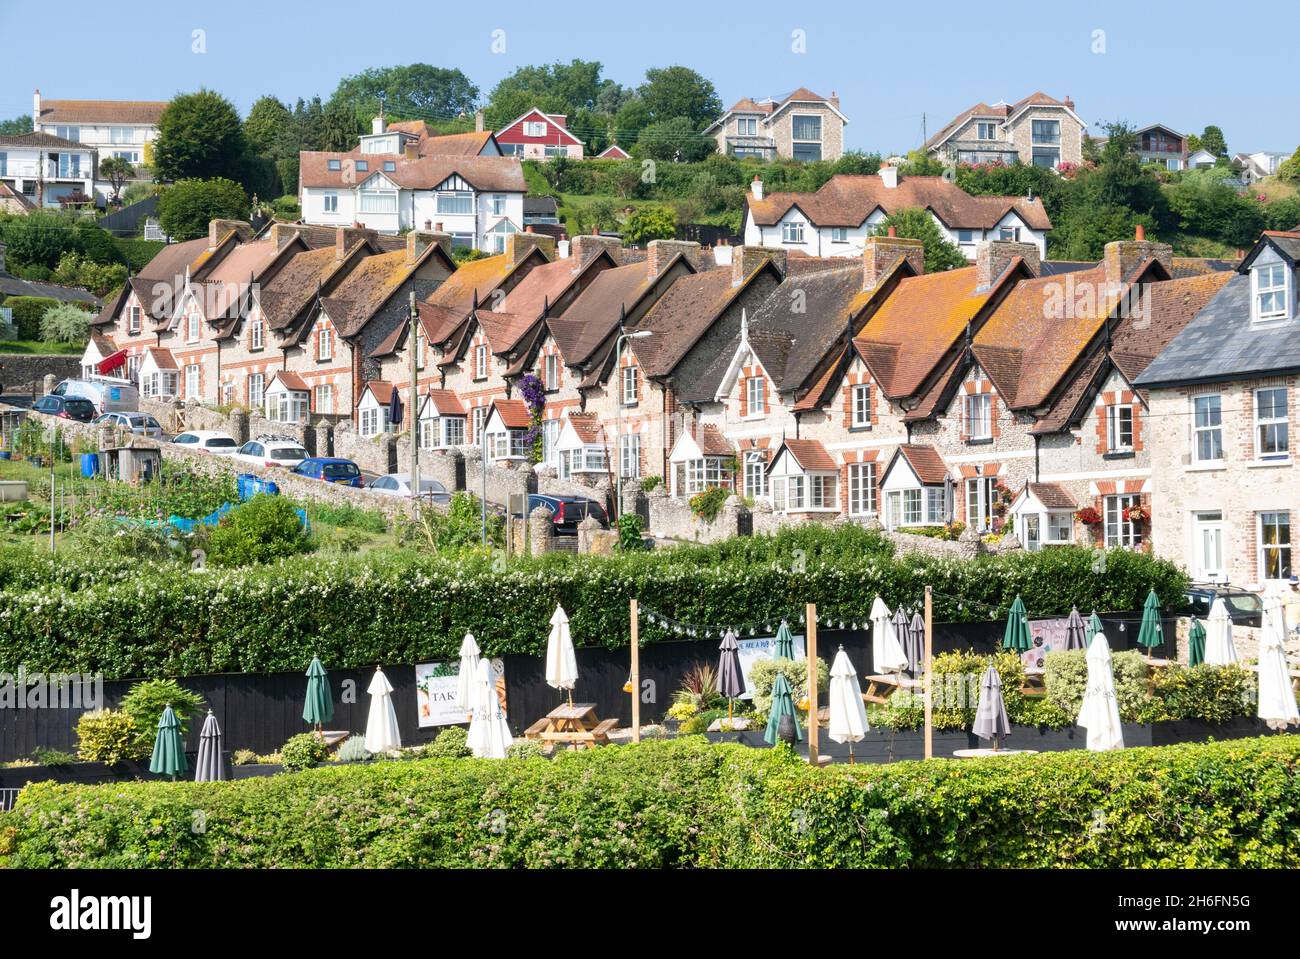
[149,704,188,780]
[773,620,795,660]
[1002,595,1032,653]
[1136,589,1164,658]
[1188,618,1207,668]
[764,672,803,745]
[303,656,334,729]
[1086,611,1105,642]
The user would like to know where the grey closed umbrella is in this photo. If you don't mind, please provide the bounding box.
[1064,606,1088,651]
[907,612,925,675]
[194,709,227,782]
[717,629,746,722]
[972,665,1012,748]
[891,607,912,672]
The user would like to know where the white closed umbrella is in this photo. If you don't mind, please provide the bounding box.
[1077,633,1124,751]
[1257,596,1299,731]
[869,595,908,674]
[1204,598,1239,665]
[827,646,870,762]
[364,667,402,754]
[468,658,513,758]
[545,605,578,699]
[456,632,482,715]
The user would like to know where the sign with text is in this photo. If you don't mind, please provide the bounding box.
[734,633,806,699]
[414,657,507,727]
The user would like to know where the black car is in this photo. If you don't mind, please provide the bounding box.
[514,494,609,535]
[1183,584,1264,628]
[31,395,96,423]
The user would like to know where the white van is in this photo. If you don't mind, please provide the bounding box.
[52,377,141,416]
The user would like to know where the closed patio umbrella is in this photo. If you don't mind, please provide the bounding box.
[891,606,911,670]
[1078,633,1124,751]
[869,595,907,674]
[194,709,226,782]
[1002,595,1031,653]
[1086,611,1105,642]
[302,655,333,730]
[1257,596,1299,731]
[388,387,403,426]
[906,611,925,675]
[763,672,802,746]
[149,704,188,779]
[1064,607,1088,651]
[1204,598,1239,665]
[467,658,513,758]
[364,667,402,754]
[545,605,578,701]
[828,646,869,762]
[1136,589,1164,658]
[1187,618,1207,667]
[972,665,1011,749]
[773,619,795,660]
[456,632,482,715]
[717,629,745,721]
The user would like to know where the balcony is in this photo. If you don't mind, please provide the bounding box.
[946,141,1020,165]
[724,135,776,155]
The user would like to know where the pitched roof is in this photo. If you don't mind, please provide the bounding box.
[416,130,497,157]
[775,438,837,472]
[924,92,1077,150]
[0,131,84,149]
[0,181,35,210]
[564,412,606,445]
[363,380,396,404]
[707,88,845,132]
[299,152,525,193]
[110,236,210,326]
[146,347,178,371]
[746,174,1051,232]
[318,245,448,338]
[698,423,731,457]
[89,331,117,356]
[270,370,309,391]
[894,445,949,485]
[485,256,592,349]
[37,98,166,126]
[258,246,346,330]
[1109,271,1234,384]
[489,397,531,430]
[424,389,465,416]
[546,261,659,366]
[1025,482,1076,510]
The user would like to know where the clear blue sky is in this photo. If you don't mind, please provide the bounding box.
[2,0,1295,155]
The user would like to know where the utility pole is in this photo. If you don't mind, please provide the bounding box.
[408,291,420,511]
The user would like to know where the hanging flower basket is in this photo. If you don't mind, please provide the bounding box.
[1075,506,1102,526]
[1123,504,1150,524]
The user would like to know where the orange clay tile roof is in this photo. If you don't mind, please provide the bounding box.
[698,423,732,457]
[259,246,348,330]
[854,265,995,399]
[38,98,167,126]
[364,380,396,404]
[490,398,531,430]
[299,152,525,193]
[417,130,496,156]
[777,438,837,472]
[747,174,1051,231]
[546,261,657,365]
[425,389,465,416]
[316,247,435,338]
[894,445,949,485]
[271,371,309,391]
[565,413,606,444]
[89,331,117,355]
[423,252,521,321]
[1026,482,1076,510]
[146,347,179,372]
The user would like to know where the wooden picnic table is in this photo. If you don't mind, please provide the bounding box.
[523,702,619,753]
[862,673,923,705]
[1020,666,1047,697]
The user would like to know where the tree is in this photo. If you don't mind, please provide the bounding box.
[1198,125,1228,158]
[637,66,722,128]
[154,90,249,183]
[39,302,92,345]
[321,98,365,152]
[632,117,715,162]
[621,205,677,244]
[245,95,293,157]
[0,211,78,270]
[897,150,948,177]
[1165,176,1265,249]
[0,115,31,136]
[871,208,967,273]
[157,178,249,241]
[484,59,606,130]
[98,156,135,204]
[1276,146,1300,183]
[329,63,478,128]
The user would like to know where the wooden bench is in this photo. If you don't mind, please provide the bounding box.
[523,716,552,739]
[1020,667,1047,698]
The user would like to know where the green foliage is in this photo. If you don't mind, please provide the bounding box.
[2,296,62,340]
[0,211,77,271]
[1044,648,1151,722]
[688,486,729,522]
[1197,126,1228,158]
[331,64,479,133]
[74,709,139,765]
[639,475,663,492]
[114,238,165,271]
[305,500,389,534]
[873,650,1028,730]
[52,252,128,297]
[205,494,312,567]
[280,733,330,772]
[1277,147,1300,184]
[397,492,501,552]
[30,747,76,767]
[0,115,31,136]
[632,118,714,163]
[748,657,829,720]
[244,95,293,156]
[1165,175,1265,249]
[621,204,677,242]
[154,90,249,183]
[231,749,258,766]
[157,178,250,242]
[10,736,1298,868]
[484,59,606,134]
[1151,664,1257,724]
[39,302,92,344]
[423,725,471,759]
[119,679,204,759]
[98,155,135,203]
[896,150,948,177]
[871,206,967,273]
[334,736,372,764]
[506,739,547,760]
[637,66,722,129]
[617,512,646,551]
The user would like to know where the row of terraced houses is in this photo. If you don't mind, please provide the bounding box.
[84,169,1298,591]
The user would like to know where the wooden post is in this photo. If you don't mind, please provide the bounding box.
[806,602,819,764]
[630,599,641,744]
[923,586,933,760]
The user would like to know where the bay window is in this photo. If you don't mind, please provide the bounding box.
[684,457,731,496]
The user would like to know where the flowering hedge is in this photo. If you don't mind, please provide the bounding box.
[2,735,1297,868]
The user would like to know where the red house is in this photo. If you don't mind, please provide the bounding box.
[494,108,585,160]
[596,143,630,160]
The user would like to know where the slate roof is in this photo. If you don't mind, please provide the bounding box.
[746,174,1051,231]
[96,236,210,327]
[0,272,99,305]
[316,244,449,339]
[258,246,348,331]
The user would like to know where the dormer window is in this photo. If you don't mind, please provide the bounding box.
[327,159,341,171]
[1253,262,1292,323]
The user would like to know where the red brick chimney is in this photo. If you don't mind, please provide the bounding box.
[862,233,924,291]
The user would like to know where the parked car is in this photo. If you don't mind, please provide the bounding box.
[512,494,609,536]
[171,430,239,454]
[1183,583,1265,628]
[291,457,364,487]
[365,473,451,504]
[230,436,309,469]
[93,411,164,439]
[31,394,96,423]
[52,378,140,416]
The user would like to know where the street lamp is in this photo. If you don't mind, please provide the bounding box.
[614,329,653,519]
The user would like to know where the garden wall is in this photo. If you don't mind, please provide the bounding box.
[0,354,81,396]
[644,487,748,543]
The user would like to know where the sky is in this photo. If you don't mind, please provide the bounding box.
[2,0,1295,155]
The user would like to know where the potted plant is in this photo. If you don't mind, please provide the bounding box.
[1075,506,1102,527]
[1122,503,1150,525]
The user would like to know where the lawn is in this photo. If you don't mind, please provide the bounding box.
[0,340,86,355]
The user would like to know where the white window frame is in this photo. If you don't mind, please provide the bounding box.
[437,191,474,216]
[319,326,332,361]
[745,375,765,417]
[925,487,947,525]
[491,194,507,216]
[1254,387,1289,461]
[976,121,997,141]
[619,433,641,479]
[358,188,397,215]
[314,383,334,415]
[744,451,768,499]
[848,462,876,516]
[185,364,201,400]
[1193,510,1225,582]
[473,344,489,380]
[781,221,805,244]
[471,406,488,443]
[250,317,264,351]
[247,372,264,409]
[830,227,848,243]
[1045,511,1073,545]
[1106,404,1134,452]
[965,476,996,532]
[524,121,547,137]
[360,406,380,438]
[544,353,559,391]
[1252,262,1291,324]
[851,383,872,429]
[1258,511,1292,582]
[442,416,466,448]
[964,392,992,440]
[737,117,757,136]
[1191,394,1223,463]
[621,365,638,406]
[322,193,338,214]
[684,457,731,496]
[1104,494,1142,549]
[187,310,200,343]
[128,305,141,333]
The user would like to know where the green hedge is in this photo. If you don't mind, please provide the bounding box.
[0,539,1187,679]
[2,736,1297,868]
[0,296,62,340]
[114,239,165,272]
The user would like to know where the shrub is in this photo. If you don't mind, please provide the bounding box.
[119,679,205,759]
[231,749,258,766]
[157,177,250,242]
[30,748,76,767]
[639,475,663,492]
[1044,648,1150,722]
[75,709,139,765]
[748,656,829,721]
[617,512,646,551]
[280,733,329,772]
[680,708,726,735]
[506,739,546,760]
[1152,664,1256,724]
[2,296,61,340]
[306,501,388,534]
[333,736,372,764]
[688,486,729,522]
[205,494,311,567]
[39,302,92,345]
[423,726,471,759]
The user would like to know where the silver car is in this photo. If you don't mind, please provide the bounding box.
[366,473,451,504]
[93,411,164,439]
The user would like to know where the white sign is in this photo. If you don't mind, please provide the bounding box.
[415,657,506,727]
[734,633,805,700]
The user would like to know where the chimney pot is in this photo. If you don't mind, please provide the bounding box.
[975,239,1040,290]
[887,226,896,237]
[424,220,432,230]
[862,232,926,292]
[1135,223,1146,241]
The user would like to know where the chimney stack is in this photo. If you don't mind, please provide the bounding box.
[647,239,701,279]
[731,245,785,287]
[879,165,899,189]
[862,233,924,291]
[570,233,622,268]
[405,229,451,265]
[371,112,385,136]
[975,240,1041,290]
[505,231,556,266]
[475,110,485,133]
[1102,225,1172,287]
[334,225,376,259]
[713,240,733,268]
[32,89,40,130]
[270,222,311,249]
[208,218,252,250]
[558,234,571,259]
[751,175,764,201]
